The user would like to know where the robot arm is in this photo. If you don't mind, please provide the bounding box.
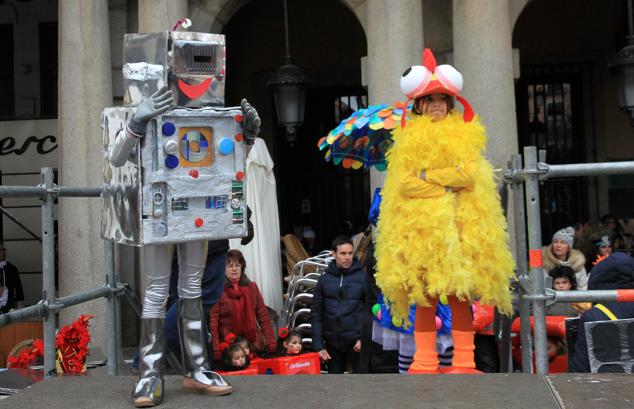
[109,85,174,167]
[240,99,261,155]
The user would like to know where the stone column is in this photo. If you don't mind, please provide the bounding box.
[366,0,424,192]
[453,0,519,253]
[58,0,112,354]
[139,0,188,32]
[453,0,518,171]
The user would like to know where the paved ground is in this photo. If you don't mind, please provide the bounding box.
[0,370,632,409]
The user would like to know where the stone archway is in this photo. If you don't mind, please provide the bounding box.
[213,0,368,250]
[190,0,367,37]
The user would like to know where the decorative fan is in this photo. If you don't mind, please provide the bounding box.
[317,101,412,171]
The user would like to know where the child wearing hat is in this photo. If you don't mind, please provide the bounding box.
[375,48,515,374]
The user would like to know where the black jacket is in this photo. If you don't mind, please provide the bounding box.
[311,259,367,351]
[587,251,634,291]
[569,252,634,372]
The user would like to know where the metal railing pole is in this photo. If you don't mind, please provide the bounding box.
[544,161,634,178]
[524,288,634,303]
[0,304,46,326]
[41,168,56,377]
[523,147,549,375]
[105,240,119,375]
[55,286,112,309]
[511,155,533,373]
[0,204,42,242]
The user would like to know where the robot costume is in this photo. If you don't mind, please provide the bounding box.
[101,31,260,407]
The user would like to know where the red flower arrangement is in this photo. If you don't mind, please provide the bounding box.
[7,315,93,374]
[7,339,44,369]
[55,314,93,375]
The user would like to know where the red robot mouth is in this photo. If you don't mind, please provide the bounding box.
[178,78,213,100]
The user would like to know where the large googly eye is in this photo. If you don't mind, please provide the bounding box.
[400,65,432,99]
[435,65,463,95]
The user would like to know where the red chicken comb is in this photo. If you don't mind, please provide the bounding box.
[422,48,437,71]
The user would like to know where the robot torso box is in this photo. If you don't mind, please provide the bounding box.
[101,106,247,245]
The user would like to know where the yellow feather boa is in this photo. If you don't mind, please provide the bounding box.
[375,113,515,322]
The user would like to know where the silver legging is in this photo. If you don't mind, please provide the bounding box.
[141,241,208,319]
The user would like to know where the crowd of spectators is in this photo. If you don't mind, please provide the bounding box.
[540,216,634,373]
[5,213,634,375]
[157,216,634,375]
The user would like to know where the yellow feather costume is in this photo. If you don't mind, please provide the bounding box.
[375,113,515,323]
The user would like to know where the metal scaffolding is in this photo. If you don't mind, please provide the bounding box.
[0,167,123,377]
[504,147,634,374]
[4,156,634,378]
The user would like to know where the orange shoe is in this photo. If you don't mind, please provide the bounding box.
[408,331,439,374]
[438,366,482,374]
[449,330,480,373]
[408,368,441,374]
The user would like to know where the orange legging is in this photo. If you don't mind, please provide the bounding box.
[414,295,473,332]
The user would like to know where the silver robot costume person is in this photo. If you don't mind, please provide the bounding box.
[101,31,260,407]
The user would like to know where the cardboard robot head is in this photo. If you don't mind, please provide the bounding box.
[123,31,226,108]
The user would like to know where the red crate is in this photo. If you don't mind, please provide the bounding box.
[216,367,259,376]
[258,352,321,375]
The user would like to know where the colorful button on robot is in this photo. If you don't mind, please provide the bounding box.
[162,122,176,136]
[189,169,199,178]
[235,133,243,142]
[235,171,244,181]
[234,114,243,123]
[195,217,204,228]
[163,140,178,155]
[218,138,235,155]
[165,154,179,169]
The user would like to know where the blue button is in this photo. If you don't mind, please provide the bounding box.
[218,137,235,155]
[162,122,176,136]
[165,154,179,169]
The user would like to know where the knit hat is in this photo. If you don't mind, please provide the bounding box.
[595,235,612,247]
[552,227,575,249]
[399,48,475,127]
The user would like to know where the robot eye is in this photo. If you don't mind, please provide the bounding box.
[400,65,432,99]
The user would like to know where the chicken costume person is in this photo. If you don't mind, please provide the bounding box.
[375,49,515,374]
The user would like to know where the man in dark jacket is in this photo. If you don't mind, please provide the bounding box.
[0,243,24,315]
[569,252,634,372]
[312,236,367,374]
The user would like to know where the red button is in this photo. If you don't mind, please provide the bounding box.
[234,115,243,123]
[189,169,199,178]
[236,171,244,181]
[195,217,204,228]
[235,133,243,142]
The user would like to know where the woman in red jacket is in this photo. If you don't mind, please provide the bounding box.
[210,249,276,360]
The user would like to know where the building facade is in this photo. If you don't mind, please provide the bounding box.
[1,0,632,353]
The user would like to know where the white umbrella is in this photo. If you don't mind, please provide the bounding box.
[230,138,283,314]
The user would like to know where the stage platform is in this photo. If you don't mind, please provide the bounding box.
[0,371,633,409]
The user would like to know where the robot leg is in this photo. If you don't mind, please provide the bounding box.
[176,241,232,395]
[132,244,173,407]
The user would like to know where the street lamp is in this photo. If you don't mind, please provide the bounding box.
[609,0,634,124]
[268,0,309,146]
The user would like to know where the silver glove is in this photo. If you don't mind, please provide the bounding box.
[240,98,261,144]
[128,85,174,136]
